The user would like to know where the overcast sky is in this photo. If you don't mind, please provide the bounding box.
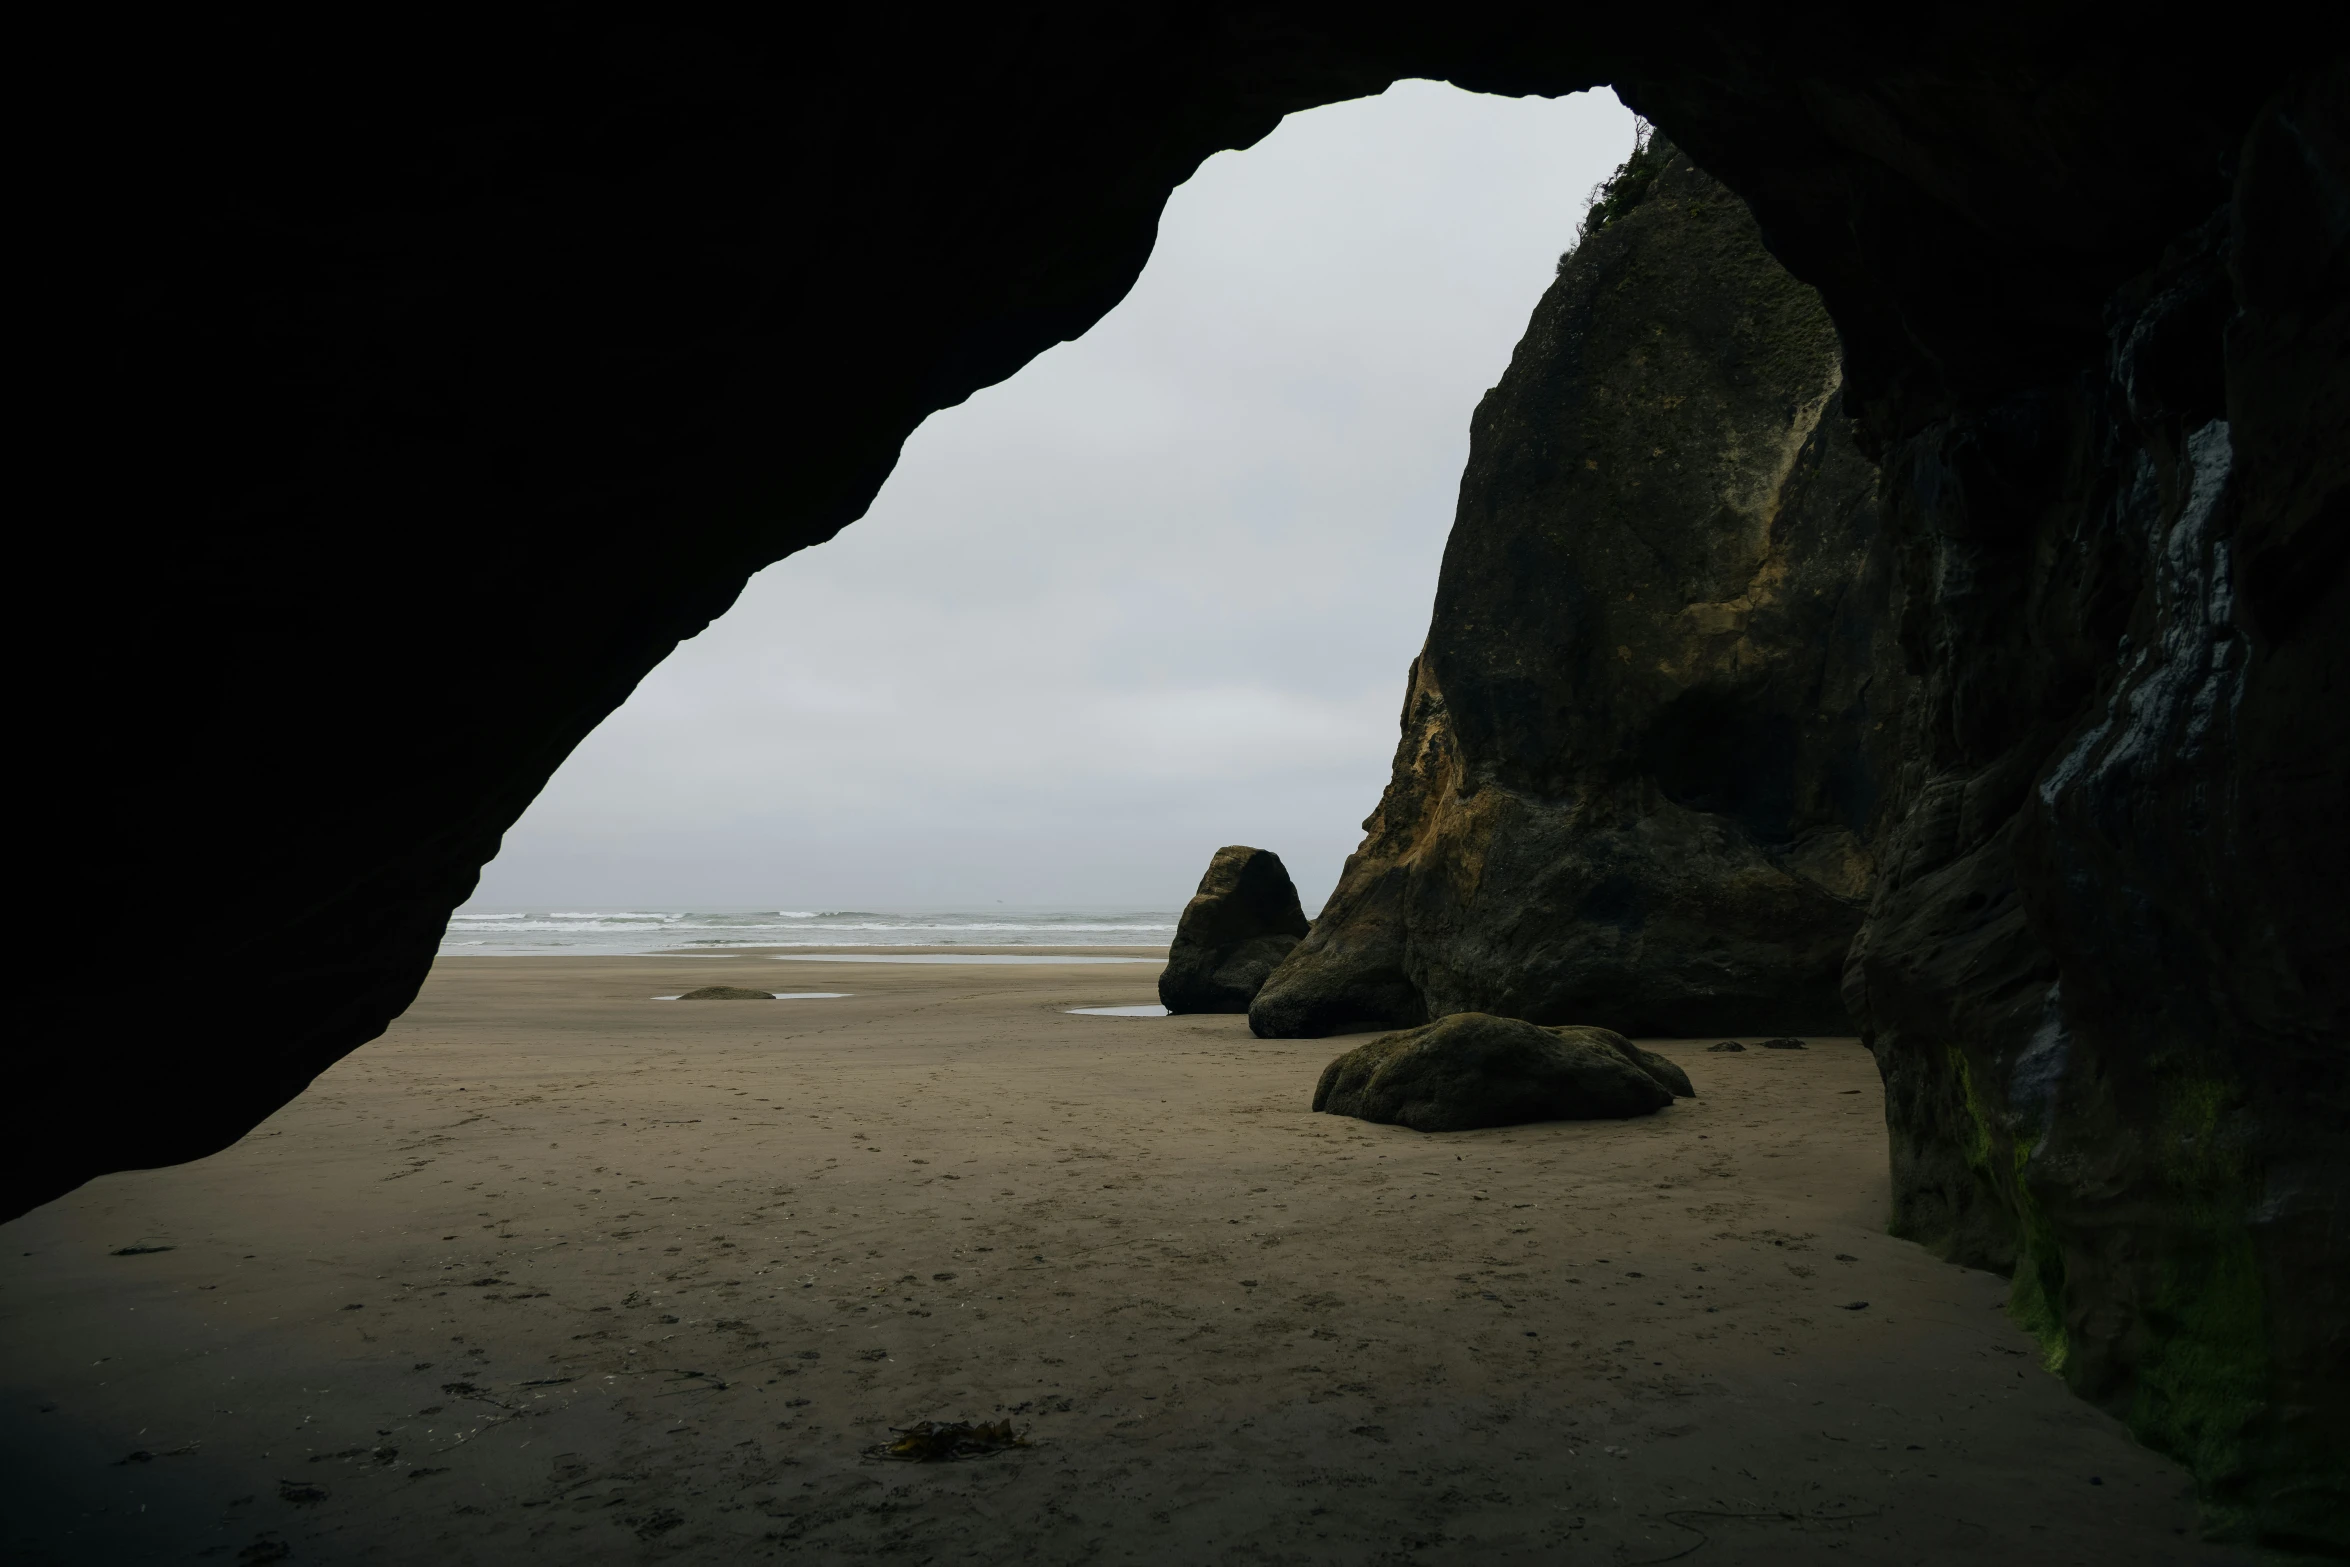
[466,83,1638,916]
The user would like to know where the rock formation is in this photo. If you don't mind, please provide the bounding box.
[1159,846,1311,1013]
[1253,144,1903,1041]
[1313,1013,1673,1131]
[26,8,2338,1545]
[676,986,778,1000]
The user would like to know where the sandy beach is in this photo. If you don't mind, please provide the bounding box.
[1,952,2244,1565]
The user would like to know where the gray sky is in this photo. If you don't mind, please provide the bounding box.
[467,83,1637,915]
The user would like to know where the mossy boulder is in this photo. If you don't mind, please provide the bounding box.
[1551,1025,1696,1098]
[1312,1013,1672,1132]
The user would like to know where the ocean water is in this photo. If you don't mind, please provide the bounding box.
[439,908,1176,957]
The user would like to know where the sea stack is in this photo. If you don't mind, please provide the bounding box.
[1158,846,1310,1014]
[1252,140,1905,1041]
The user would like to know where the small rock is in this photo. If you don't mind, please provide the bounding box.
[1707,1040,1745,1052]
[676,985,779,1000]
[1759,1037,1807,1050]
[1840,1301,1869,1311]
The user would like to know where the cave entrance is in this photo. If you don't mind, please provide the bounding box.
[7,66,2265,1562]
[454,83,1637,928]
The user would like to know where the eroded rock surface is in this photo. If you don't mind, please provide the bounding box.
[1253,146,1903,1041]
[1159,846,1310,1013]
[1312,1013,1672,1131]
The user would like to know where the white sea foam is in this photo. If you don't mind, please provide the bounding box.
[438,906,1175,957]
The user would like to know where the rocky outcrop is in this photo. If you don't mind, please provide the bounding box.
[1252,145,1903,1041]
[1313,1013,1673,1131]
[28,7,2338,1546]
[1158,846,1311,1013]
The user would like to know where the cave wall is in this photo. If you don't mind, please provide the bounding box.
[1847,70,2348,1547]
[26,4,2340,1545]
[1251,145,1905,1041]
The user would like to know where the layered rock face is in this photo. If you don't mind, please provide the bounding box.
[1158,846,1310,1013]
[1253,147,1902,1041]
[29,6,2339,1545]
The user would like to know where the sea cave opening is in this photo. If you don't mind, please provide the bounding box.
[9,31,2339,1557]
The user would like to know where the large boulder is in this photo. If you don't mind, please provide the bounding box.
[1157,846,1310,1013]
[1253,143,1905,1042]
[1313,1013,1673,1132]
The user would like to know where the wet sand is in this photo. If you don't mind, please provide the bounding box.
[0,952,2243,1565]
